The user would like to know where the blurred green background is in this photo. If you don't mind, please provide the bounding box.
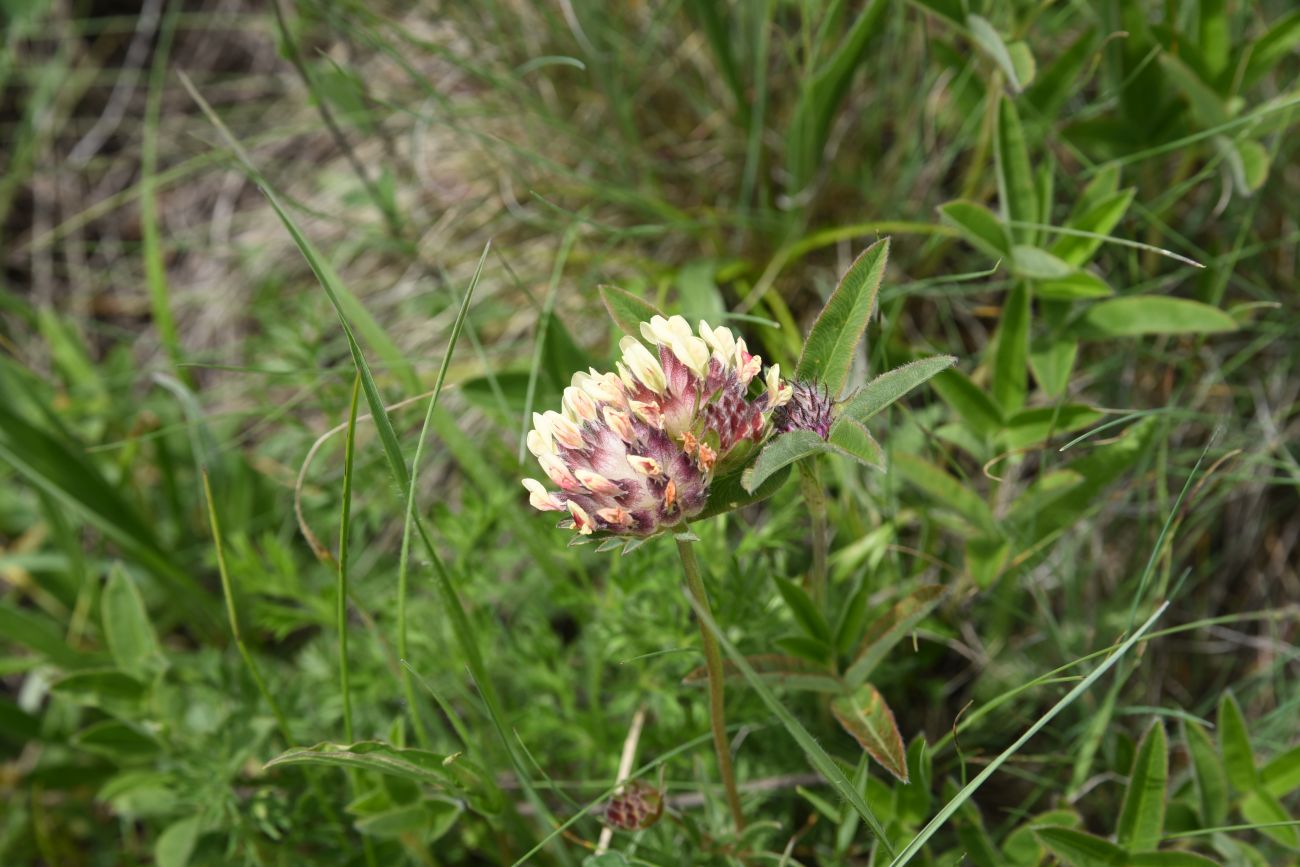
[1,0,1298,864]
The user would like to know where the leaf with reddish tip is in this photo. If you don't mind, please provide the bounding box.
[831,683,909,782]
[599,285,663,338]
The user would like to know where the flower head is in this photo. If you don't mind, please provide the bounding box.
[523,315,786,539]
[772,380,835,440]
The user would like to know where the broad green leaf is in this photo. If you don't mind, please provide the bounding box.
[839,355,957,423]
[967,15,1022,91]
[688,591,895,853]
[1117,720,1168,852]
[155,815,201,867]
[1029,338,1078,397]
[72,720,161,761]
[599,284,662,338]
[994,97,1037,243]
[938,200,1012,260]
[743,431,828,493]
[795,238,890,395]
[991,283,1031,413]
[356,802,443,839]
[682,654,844,694]
[1128,852,1220,866]
[51,669,147,705]
[102,565,163,680]
[1198,0,1229,81]
[266,742,452,789]
[1011,245,1075,280]
[1244,9,1300,88]
[831,683,909,782]
[1034,826,1126,866]
[1184,720,1228,827]
[845,585,944,687]
[828,417,884,469]
[1036,272,1114,300]
[1005,810,1083,864]
[1240,788,1299,849]
[1073,297,1237,338]
[1225,138,1270,195]
[774,576,831,644]
[956,814,1001,867]
[699,464,791,519]
[1002,405,1103,449]
[930,369,1004,437]
[1053,189,1136,266]
[893,453,998,534]
[1261,745,1300,798]
[1218,692,1257,792]
[1008,40,1036,89]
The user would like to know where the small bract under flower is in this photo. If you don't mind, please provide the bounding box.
[522,315,790,538]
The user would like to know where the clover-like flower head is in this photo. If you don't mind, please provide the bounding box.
[522,316,792,539]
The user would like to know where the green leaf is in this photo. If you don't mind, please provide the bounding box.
[795,238,890,394]
[1218,692,1257,792]
[1072,297,1238,338]
[266,742,452,789]
[1244,9,1300,88]
[1002,405,1103,449]
[994,97,1038,243]
[699,464,792,520]
[50,669,147,705]
[1197,0,1230,81]
[1227,138,1270,195]
[1117,720,1168,852]
[0,604,95,669]
[1005,810,1082,865]
[155,815,202,867]
[775,634,833,665]
[1160,54,1230,129]
[1026,28,1095,117]
[893,453,998,534]
[774,576,831,644]
[1036,272,1115,300]
[1184,720,1228,828]
[355,802,455,839]
[1011,245,1075,280]
[687,591,895,854]
[845,585,944,688]
[839,355,957,423]
[931,368,1004,437]
[830,683,909,782]
[991,283,1031,413]
[1008,40,1036,89]
[599,284,663,338]
[1240,788,1299,849]
[102,565,163,680]
[72,720,161,761]
[742,431,828,493]
[0,697,41,745]
[1052,189,1136,265]
[938,200,1012,260]
[1261,745,1300,798]
[1034,826,1126,866]
[1029,338,1078,397]
[967,15,1023,91]
[828,417,883,469]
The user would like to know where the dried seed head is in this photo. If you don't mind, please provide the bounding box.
[603,781,664,831]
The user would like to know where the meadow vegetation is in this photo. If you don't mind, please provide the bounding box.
[1,0,1299,864]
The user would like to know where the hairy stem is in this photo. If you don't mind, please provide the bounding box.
[676,535,746,834]
[799,460,828,611]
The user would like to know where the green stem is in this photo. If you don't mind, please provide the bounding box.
[799,460,829,611]
[675,534,746,834]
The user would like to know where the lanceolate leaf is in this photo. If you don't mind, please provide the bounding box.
[1261,745,1300,798]
[845,585,944,688]
[102,565,164,680]
[266,742,453,789]
[1071,297,1238,338]
[930,369,1005,437]
[838,355,957,423]
[967,15,1023,91]
[681,655,843,694]
[828,417,884,469]
[599,285,663,337]
[892,454,998,535]
[1052,188,1136,266]
[1218,692,1257,792]
[991,282,1031,414]
[1116,720,1168,852]
[795,238,890,395]
[831,683,909,782]
[938,200,1011,260]
[743,431,828,493]
[774,576,832,644]
[994,97,1038,243]
[1240,788,1300,849]
[1183,720,1228,828]
[1034,826,1126,866]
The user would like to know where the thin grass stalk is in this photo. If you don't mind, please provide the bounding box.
[675,534,746,834]
[338,373,361,743]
